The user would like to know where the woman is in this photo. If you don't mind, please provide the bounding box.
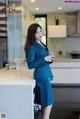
[24,23,54,119]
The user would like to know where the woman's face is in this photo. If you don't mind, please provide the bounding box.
[35,27,42,41]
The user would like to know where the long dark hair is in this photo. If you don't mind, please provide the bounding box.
[24,23,42,52]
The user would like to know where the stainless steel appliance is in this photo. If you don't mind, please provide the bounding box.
[69,51,80,59]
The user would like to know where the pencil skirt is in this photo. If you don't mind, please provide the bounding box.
[34,78,54,106]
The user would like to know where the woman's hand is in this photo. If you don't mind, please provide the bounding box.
[45,55,54,62]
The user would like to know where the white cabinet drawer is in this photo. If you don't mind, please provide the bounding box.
[70,62,80,67]
[70,69,80,83]
[51,62,80,83]
[51,62,80,68]
[51,69,70,83]
[51,62,70,68]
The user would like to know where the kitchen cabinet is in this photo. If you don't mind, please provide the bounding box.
[70,68,80,83]
[51,62,70,83]
[69,88,80,103]
[69,62,80,83]
[48,25,66,38]
[51,61,80,84]
[52,68,70,83]
[53,87,70,103]
[53,85,80,111]
[0,66,35,119]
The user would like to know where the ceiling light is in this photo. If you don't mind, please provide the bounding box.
[36,8,39,10]
[31,0,35,2]
[58,7,62,10]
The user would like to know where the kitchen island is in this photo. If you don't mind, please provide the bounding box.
[50,58,80,106]
[51,57,80,84]
[50,59,80,119]
[0,66,35,119]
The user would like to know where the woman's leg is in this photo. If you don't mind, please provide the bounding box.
[41,105,52,119]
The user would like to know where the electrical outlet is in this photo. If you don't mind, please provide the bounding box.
[0,113,6,119]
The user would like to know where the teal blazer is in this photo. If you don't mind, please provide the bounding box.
[26,41,53,81]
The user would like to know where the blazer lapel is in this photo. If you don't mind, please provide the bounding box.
[33,41,44,49]
[33,41,50,55]
[33,41,48,51]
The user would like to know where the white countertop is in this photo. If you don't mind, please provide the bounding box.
[54,56,80,62]
[51,61,80,68]
[0,63,35,87]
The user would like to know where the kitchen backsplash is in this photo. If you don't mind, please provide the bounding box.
[48,38,66,56]
[48,37,80,57]
[66,38,80,53]
[47,12,80,57]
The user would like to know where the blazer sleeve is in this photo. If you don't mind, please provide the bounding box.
[26,45,48,69]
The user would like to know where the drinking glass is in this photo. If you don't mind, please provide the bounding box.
[15,58,23,77]
[50,52,56,61]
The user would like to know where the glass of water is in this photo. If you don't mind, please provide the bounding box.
[50,52,56,61]
[15,58,23,77]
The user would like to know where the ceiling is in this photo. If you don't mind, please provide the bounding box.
[23,0,80,15]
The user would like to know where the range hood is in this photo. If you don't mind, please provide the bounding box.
[76,11,80,35]
[71,11,80,37]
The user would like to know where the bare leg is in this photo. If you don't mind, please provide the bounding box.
[41,105,52,119]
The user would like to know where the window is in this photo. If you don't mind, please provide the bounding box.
[35,15,47,46]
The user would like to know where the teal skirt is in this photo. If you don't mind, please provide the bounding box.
[34,78,54,106]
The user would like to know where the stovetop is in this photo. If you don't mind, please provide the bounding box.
[70,54,80,59]
[69,52,80,59]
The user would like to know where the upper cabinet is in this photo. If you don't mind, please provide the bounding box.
[48,25,66,38]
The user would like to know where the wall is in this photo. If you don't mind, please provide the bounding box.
[22,3,35,59]
[66,37,80,53]
[22,4,31,21]
[47,13,66,56]
[47,13,66,25]
[7,1,34,61]
[22,3,30,56]
[47,13,80,56]
[48,38,67,56]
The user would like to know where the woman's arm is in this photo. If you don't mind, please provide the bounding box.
[26,45,48,69]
